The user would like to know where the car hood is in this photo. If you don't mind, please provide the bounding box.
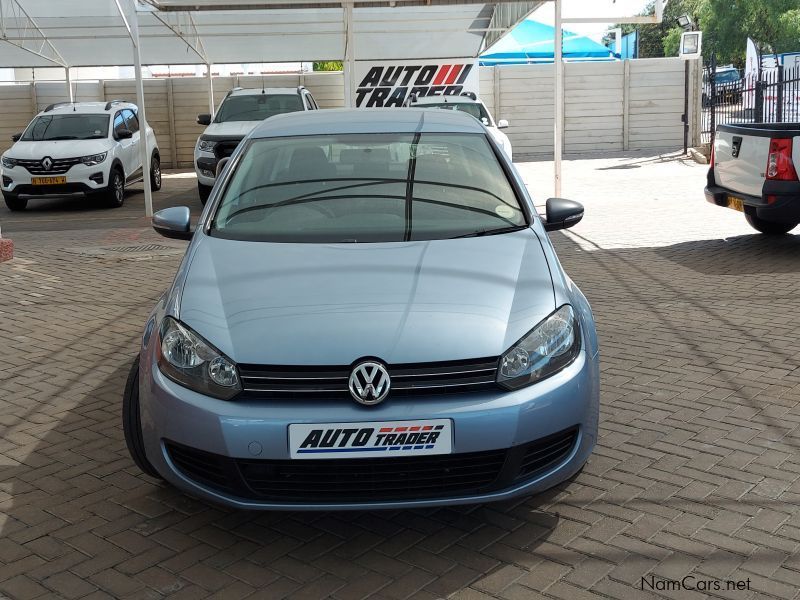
[4,139,112,159]
[178,229,555,365]
[201,121,261,139]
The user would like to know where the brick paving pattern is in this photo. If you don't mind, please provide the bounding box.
[1,154,799,599]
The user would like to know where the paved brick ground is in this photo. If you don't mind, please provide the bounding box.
[1,153,799,600]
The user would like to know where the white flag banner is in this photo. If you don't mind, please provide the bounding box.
[353,59,479,108]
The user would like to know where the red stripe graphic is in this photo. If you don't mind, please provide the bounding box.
[444,64,463,85]
[432,65,451,86]
[379,428,392,433]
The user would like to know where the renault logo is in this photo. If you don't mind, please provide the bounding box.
[41,156,53,171]
[348,361,391,405]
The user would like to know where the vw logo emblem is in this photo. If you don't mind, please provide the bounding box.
[348,361,391,405]
[41,156,53,171]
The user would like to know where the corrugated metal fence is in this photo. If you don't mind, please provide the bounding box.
[0,59,698,165]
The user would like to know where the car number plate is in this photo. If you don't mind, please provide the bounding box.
[727,196,745,212]
[289,419,452,459]
[31,176,66,185]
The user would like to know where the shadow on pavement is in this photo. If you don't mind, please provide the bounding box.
[0,360,563,599]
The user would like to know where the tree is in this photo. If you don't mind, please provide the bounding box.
[608,0,800,66]
[699,0,800,64]
[313,61,343,72]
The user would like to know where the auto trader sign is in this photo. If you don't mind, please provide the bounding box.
[354,59,479,108]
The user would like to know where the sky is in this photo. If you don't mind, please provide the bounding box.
[530,0,653,42]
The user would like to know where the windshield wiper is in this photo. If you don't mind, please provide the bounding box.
[82,135,107,139]
[45,135,78,140]
[452,225,528,239]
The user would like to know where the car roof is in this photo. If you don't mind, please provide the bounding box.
[250,108,484,138]
[228,87,303,97]
[39,101,136,115]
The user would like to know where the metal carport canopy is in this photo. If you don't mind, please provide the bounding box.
[0,0,546,67]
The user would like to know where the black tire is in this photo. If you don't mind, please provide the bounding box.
[150,155,162,191]
[122,355,161,479]
[2,192,27,211]
[198,182,212,205]
[745,214,798,235]
[105,167,125,208]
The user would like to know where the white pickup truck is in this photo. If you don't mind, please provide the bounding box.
[705,123,800,234]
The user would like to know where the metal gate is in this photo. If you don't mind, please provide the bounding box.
[702,53,800,145]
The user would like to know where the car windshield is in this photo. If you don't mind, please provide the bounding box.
[424,102,492,125]
[21,114,109,141]
[214,94,304,123]
[211,132,526,243]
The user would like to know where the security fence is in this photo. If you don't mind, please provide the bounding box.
[702,58,800,145]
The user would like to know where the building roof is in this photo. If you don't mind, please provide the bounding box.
[0,1,545,68]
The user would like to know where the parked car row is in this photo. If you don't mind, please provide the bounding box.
[0,88,513,210]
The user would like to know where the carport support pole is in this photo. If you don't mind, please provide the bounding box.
[206,63,214,115]
[65,67,73,102]
[130,2,153,218]
[343,1,355,107]
[554,0,564,198]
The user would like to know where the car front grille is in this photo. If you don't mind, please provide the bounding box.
[214,139,243,159]
[164,427,579,503]
[237,357,500,400]
[17,157,82,174]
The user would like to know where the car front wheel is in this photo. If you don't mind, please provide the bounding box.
[745,214,798,235]
[104,168,125,208]
[122,355,161,479]
[150,155,162,191]
[2,192,27,211]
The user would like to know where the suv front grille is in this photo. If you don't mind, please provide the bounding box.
[214,140,243,159]
[238,357,500,400]
[164,427,579,503]
[17,157,82,174]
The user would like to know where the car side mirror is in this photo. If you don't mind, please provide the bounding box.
[497,119,509,129]
[216,157,230,178]
[116,128,133,140]
[11,133,22,142]
[197,113,212,126]
[153,206,193,241]
[544,197,584,231]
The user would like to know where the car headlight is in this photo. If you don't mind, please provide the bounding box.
[81,152,107,166]
[157,316,241,400]
[1,156,17,168]
[497,305,581,390]
[197,139,217,152]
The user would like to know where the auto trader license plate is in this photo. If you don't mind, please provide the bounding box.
[289,419,452,459]
[31,176,66,185]
[727,196,745,212]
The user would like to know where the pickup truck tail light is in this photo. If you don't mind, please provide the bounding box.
[766,138,798,181]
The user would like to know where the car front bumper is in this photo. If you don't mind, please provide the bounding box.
[139,347,600,511]
[1,163,108,197]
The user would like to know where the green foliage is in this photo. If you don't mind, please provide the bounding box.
[608,0,800,66]
[313,61,343,72]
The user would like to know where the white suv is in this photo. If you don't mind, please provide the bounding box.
[405,93,512,160]
[1,101,161,210]
[194,86,318,203]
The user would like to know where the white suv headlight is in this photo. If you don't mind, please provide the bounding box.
[497,305,581,390]
[157,316,241,400]
[81,152,107,166]
[1,156,18,168]
[197,139,217,152]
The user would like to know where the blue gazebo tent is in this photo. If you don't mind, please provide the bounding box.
[481,19,616,65]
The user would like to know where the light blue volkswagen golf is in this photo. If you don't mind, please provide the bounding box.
[123,108,599,510]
